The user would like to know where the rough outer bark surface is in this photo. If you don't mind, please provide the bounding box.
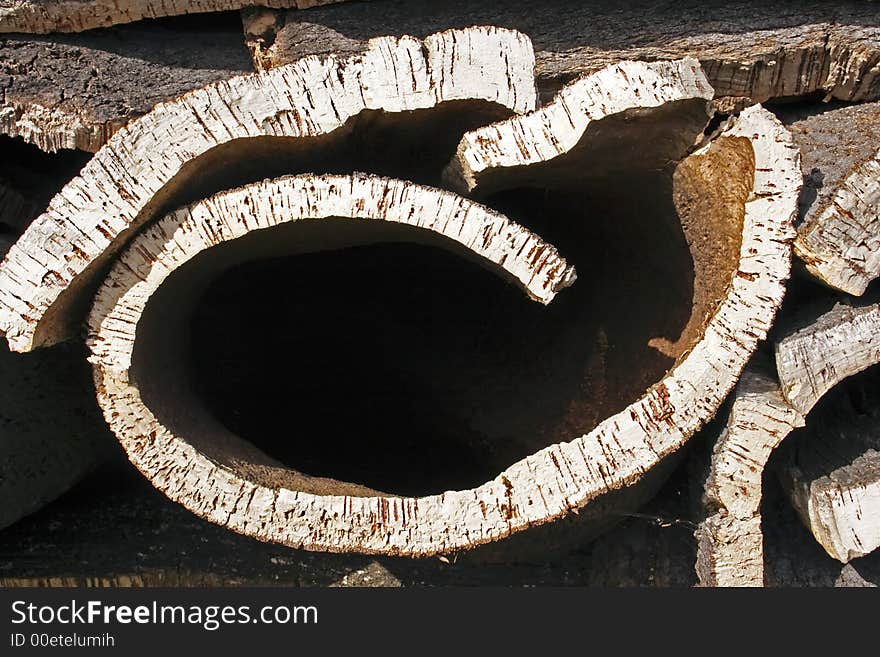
[91,102,798,556]
[0,26,537,353]
[695,366,805,586]
[775,299,880,415]
[0,21,254,152]
[0,0,352,33]
[242,0,880,103]
[0,340,118,530]
[775,101,880,296]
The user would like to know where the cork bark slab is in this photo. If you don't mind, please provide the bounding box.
[442,58,714,195]
[0,0,352,33]
[776,101,880,296]
[695,365,805,587]
[0,26,537,353]
[91,94,798,555]
[86,173,578,553]
[0,20,255,153]
[776,366,880,565]
[776,299,880,416]
[242,0,880,103]
[773,297,880,563]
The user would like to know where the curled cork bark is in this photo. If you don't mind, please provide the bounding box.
[775,367,880,564]
[0,0,352,33]
[697,297,880,580]
[442,58,714,196]
[778,101,880,296]
[87,173,577,554]
[695,364,805,587]
[243,0,880,103]
[0,26,537,353]
[89,74,797,556]
[774,298,880,563]
[776,299,880,416]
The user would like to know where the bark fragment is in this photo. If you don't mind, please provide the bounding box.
[695,365,804,586]
[776,366,880,564]
[775,298,880,416]
[772,298,880,563]
[776,101,880,296]
[442,58,714,195]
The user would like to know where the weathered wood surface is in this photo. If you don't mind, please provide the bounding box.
[0,26,536,352]
[776,298,880,415]
[695,364,804,586]
[242,0,880,103]
[774,101,880,296]
[0,18,254,152]
[776,356,880,564]
[0,0,351,33]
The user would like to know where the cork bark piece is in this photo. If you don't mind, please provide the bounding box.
[0,26,537,353]
[87,172,577,552]
[776,299,880,416]
[92,95,798,556]
[242,0,880,103]
[695,365,805,587]
[0,0,352,33]
[776,101,880,296]
[776,368,880,564]
[0,20,255,153]
[442,58,714,196]
[773,298,880,563]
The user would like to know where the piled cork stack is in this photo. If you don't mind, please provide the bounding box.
[1,0,878,585]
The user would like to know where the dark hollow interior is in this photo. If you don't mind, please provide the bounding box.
[124,102,746,498]
[130,171,698,497]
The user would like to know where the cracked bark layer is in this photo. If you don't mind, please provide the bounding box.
[774,298,880,562]
[0,26,537,353]
[0,18,255,153]
[242,0,880,103]
[695,364,805,587]
[0,0,352,33]
[776,101,880,296]
[86,173,578,554]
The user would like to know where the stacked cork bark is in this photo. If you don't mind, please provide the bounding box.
[1,0,879,583]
